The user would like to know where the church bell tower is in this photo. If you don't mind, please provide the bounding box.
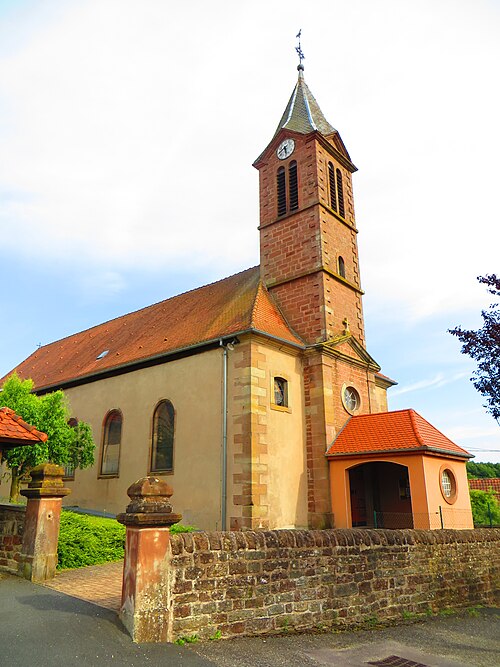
[254,61,392,528]
[253,62,365,347]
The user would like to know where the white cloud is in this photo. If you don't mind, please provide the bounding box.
[0,0,499,313]
[390,371,469,398]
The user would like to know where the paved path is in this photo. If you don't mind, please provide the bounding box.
[43,560,123,611]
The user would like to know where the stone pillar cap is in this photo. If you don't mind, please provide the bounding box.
[116,476,182,528]
[20,463,71,499]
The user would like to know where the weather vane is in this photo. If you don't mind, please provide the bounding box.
[295,29,305,67]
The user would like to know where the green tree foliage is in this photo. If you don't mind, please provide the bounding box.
[466,461,500,479]
[0,373,95,501]
[469,489,500,527]
[449,274,500,423]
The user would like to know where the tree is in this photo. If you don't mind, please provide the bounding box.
[466,461,500,479]
[0,373,95,501]
[469,489,500,527]
[449,274,500,423]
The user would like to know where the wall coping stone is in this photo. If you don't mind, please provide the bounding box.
[171,528,500,553]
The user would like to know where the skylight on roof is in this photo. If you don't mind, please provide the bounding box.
[96,350,109,360]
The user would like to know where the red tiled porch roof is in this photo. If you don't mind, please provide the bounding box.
[0,407,48,446]
[5,267,304,391]
[326,409,471,459]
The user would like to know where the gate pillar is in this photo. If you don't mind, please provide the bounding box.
[117,477,181,643]
[18,463,71,582]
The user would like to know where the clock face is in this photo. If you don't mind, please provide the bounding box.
[276,138,295,160]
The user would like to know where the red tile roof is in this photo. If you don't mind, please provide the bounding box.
[5,267,304,391]
[468,478,500,499]
[326,409,471,459]
[0,407,48,446]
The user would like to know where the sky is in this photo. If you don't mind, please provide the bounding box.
[0,0,499,462]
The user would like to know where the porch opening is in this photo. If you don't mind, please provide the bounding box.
[348,462,413,529]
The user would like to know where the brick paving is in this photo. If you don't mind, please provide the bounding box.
[43,560,123,611]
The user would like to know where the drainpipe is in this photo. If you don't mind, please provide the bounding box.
[220,339,228,531]
[219,337,239,531]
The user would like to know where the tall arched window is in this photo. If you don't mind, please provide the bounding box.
[328,162,337,212]
[277,167,287,216]
[288,161,298,211]
[338,256,346,278]
[150,400,175,473]
[336,168,345,218]
[100,410,122,476]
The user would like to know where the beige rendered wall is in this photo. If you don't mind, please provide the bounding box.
[60,350,224,529]
[421,455,473,529]
[227,336,308,530]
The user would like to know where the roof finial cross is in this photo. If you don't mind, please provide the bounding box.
[295,29,305,70]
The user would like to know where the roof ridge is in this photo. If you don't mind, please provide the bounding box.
[31,266,260,352]
[408,409,425,448]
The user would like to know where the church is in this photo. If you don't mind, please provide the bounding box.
[2,62,473,531]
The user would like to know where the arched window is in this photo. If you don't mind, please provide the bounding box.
[277,167,287,216]
[150,400,175,473]
[288,161,298,211]
[338,256,346,278]
[328,162,337,212]
[336,168,345,218]
[273,377,288,408]
[63,418,78,480]
[100,410,122,476]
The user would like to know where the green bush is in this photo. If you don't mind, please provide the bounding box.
[470,489,500,527]
[57,511,126,570]
[57,511,197,570]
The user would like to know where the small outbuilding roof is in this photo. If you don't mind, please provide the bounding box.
[0,407,48,448]
[326,409,471,459]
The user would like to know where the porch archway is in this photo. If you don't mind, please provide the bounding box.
[348,461,412,528]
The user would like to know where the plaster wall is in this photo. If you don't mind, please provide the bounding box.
[59,350,224,528]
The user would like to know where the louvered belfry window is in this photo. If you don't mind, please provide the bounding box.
[288,161,298,211]
[336,168,345,218]
[277,167,287,216]
[328,162,337,212]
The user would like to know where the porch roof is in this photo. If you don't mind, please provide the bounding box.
[0,407,48,449]
[326,409,471,459]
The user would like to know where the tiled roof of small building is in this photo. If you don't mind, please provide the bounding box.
[5,267,304,391]
[0,407,48,445]
[468,478,500,498]
[326,409,471,459]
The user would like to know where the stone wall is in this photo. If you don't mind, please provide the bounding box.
[0,503,25,574]
[168,528,500,641]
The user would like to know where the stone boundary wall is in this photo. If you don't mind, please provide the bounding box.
[0,503,25,574]
[168,528,500,641]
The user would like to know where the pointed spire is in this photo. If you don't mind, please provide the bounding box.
[273,65,337,137]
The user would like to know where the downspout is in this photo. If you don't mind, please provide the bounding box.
[220,339,228,531]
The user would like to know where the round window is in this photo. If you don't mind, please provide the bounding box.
[439,467,457,504]
[342,385,360,413]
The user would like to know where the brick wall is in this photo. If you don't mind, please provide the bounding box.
[0,503,25,574]
[167,528,500,641]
